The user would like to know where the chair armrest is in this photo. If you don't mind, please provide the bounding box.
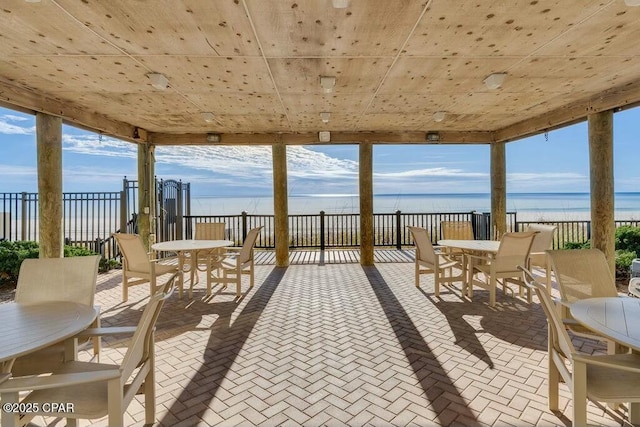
[572,353,640,374]
[0,373,10,384]
[0,369,120,393]
[75,326,137,339]
[553,297,572,308]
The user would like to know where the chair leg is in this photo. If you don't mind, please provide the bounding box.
[107,379,124,427]
[415,261,420,288]
[249,259,255,289]
[489,275,496,307]
[122,273,128,302]
[572,359,588,427]
[548,343,560,411]
[236,267,242,298]
[145,340,156,424]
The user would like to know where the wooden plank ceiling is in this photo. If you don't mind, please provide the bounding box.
[1,0,639,145]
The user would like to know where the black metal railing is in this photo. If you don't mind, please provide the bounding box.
[183,210,521,250]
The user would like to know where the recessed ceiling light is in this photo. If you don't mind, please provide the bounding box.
[147,72,169,90]
[624,0,640,6]
[320,112,331,123]
[332,0,350,8]
[320,76,336,93]
[483,72,507,90]
[319,131,331,142]
[433,111,446,122]
[206,133,221,143]
[200,112,215,123]
[25,0,42,3]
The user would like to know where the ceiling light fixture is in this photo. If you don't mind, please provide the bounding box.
[206,133,221,143]
[483,72,507,90]
[332,0,350,8]
[25,0,42,3]
[426,132,440,142]
[147,72,169,90]
[433,111,446,122]
[201,112,215,123]
[624,0,640,6]
[320,112,331,123]
[319,131,331,142]
[320,76,336,93]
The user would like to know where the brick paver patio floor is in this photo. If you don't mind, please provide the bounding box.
[13,252,631,426]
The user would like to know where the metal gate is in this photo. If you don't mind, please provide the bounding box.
[122,177,191,242]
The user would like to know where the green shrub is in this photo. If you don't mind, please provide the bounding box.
[0,241,121,284]
[99,258,120,273]
[0,240,40,281]
[615,226,640,254]
[563,241,590,249]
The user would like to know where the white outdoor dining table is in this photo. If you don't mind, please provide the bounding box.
[151,239,233,299]
[0,301,97,373]
[571,297,640,422]
[437,239,500,295]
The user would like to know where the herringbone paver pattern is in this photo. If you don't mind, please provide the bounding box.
[15,251,631,426]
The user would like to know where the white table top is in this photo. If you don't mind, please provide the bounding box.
[0,301,97,365]
[152,239,234,252]
[570,297,640,352]
[437,239,500,253]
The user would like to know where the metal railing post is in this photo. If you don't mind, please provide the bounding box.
[176,181,183,240]
[21,192,27,241]
[320,210,325,250]
[242,211,248,242]
[119,190,126,234]
[395,210,402,250]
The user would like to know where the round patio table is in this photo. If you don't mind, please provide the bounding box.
[152,239,233,299]
[0,301,97,373]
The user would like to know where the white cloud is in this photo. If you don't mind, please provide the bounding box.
[375,167,486,179]
[0,115,34,135]
[0,164,36,176]
[63,135,137,158]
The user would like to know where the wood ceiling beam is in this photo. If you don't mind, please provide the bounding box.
[0,80,144,143]
[495,79,640,143]
[150,130,494,146]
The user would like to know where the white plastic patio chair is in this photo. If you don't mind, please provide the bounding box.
[408,226,464,296]
[209,226,262,298]
[0,273,177,427]
[468,231,537,307]
[524,223,557,290]
[113,233,178,301]
[520,267,640,427]
[10,255,101,376]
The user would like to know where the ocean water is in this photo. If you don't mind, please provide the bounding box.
[190,192,640,221]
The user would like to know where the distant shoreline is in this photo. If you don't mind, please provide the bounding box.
[190,192,640,219]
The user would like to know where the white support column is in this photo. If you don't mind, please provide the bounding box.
[36,112,63,258]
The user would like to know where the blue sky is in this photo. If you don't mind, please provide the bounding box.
[0,105,638,197]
